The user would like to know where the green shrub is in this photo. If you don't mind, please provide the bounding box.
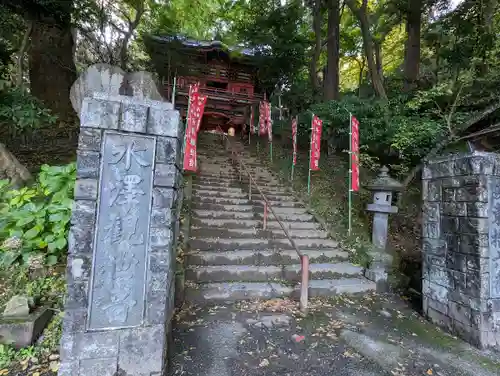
[294,95,447,174]
[0,85,57,132]
[0,163,76,266]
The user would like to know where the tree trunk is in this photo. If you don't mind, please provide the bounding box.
[310,0,322,94]
[403,0,422,90]
[28,17,77,124]
[374,40,383,84]
[345,0,387,99]
[324,0,340,101]
[16,21,32,87]
[357,57,365,97]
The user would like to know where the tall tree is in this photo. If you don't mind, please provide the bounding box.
[309,0,323,94]
[324,0,340,100]
[403,0,422,90]
[345,0,388,99]
[0,0,77,122]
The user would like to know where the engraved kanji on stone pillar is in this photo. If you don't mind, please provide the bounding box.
[60,64,182,376]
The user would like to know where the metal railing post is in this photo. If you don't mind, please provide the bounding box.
[263,202,268,230]
[216,130,308,313]
[300,255,309,312]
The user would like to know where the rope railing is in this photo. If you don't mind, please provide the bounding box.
[213,127,309,311]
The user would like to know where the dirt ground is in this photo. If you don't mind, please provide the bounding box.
[169,293,500,376]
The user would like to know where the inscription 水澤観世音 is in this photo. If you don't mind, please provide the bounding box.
[88,133,155,330]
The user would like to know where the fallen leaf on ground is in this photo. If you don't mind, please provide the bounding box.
[426,369,433,375]
[259,359,270,367]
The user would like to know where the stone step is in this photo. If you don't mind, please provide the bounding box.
[185,278,376,303]
[193,189,293,201]
[192,196,300,207]
[190,218,320,230]
[191,202,304,214]
[186,249,349,266]
[189,237,339,251]
[192,179,283,189]
[199,171,275,179]
[192,209,313,221]
[193,186,290,196]
[185,263,364,283]
[190,227,329,239]
[307,278,376,297]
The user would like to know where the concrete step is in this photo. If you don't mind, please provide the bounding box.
[190,218,320,230]
[192,209,313,222]
[192,197,300,208]
[189,237,339,251]
[190,227,329,239]
[193,186,290,196]
[186,249,350,266]
[185,263,364,283]
[185,278,376,303]
[185,282,293,303]
[192,179,283,189]
[193,189,294,202]
[192,198,302,208]
[307,278,376,297]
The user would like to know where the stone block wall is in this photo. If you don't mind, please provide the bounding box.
[59,92,182,376]
[422,151,500,350]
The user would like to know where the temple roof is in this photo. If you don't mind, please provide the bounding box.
[146,35,257,57]
[143,34,261,68]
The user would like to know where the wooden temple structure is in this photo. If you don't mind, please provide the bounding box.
[144,35,265,133]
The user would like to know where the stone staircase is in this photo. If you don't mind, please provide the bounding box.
[184,132,375,303]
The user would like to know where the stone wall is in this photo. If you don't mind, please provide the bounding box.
[59,92,182,376]
[422,152,500,350]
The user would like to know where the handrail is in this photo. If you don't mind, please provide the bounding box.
[213,127,309,311]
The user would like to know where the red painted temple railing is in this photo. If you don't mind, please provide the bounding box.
[162,83,264,103]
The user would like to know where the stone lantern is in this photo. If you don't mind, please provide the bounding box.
[364,166,403,290]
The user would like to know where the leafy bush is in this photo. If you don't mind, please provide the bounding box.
[0,163,76,266]
[297,95,447,173]
[0,84,57,132]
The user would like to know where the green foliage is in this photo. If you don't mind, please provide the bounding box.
[305,95,446,171]
[0,86,57,132]
[0,163,76,266]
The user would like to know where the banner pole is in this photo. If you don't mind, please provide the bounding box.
[348,113,353,236]
[172,76,177,107]
[182,87,192,156]
[307,114,314,195]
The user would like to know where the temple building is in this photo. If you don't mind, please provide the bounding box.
[144,35,265,134]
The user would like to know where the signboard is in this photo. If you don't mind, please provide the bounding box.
[309,115,322,171]
[351,116,360,191]
[88,133,154,330]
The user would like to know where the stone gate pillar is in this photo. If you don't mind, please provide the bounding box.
[422,152,500,350]
[59,92,182,376]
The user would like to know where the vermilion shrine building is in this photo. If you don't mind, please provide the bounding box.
[144,35,265,133]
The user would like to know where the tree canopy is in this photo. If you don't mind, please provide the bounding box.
[0,0,499,177]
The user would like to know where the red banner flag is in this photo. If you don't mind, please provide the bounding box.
[309,115,322,171]
[266,102,272,142]
[259,101,267,136]
[183,89,206,172]
[250,106,255,134]
[194,94,208,133]
[292,117,298,165]
[351,115,360,191]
